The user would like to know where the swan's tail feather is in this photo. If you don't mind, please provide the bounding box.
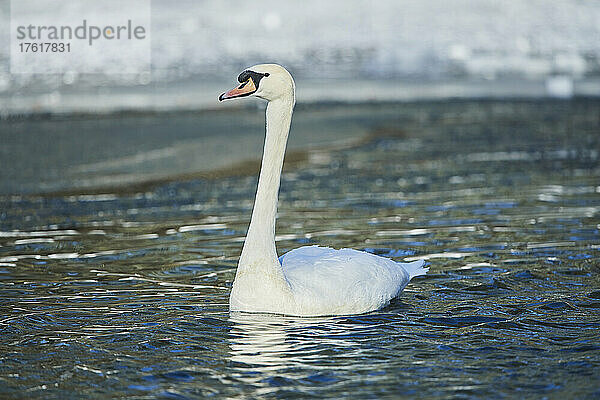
[402,259,429,280]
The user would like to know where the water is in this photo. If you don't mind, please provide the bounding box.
[1,99,599,398]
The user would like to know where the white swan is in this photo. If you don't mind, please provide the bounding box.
[219,64,428,316]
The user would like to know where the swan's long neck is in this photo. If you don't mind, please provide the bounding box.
[238,96,294,280]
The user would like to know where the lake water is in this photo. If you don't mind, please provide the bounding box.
[1,99,599,398]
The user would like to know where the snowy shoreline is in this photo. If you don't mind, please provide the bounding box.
[1,77,599,118]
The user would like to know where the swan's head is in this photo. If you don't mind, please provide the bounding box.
[219,64,295,103]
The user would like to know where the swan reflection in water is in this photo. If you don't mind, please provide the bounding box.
[228,312,372,390]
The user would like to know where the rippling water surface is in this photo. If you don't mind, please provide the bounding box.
[1,100,599,398]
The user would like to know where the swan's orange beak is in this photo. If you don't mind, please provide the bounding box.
[219,77,257,101]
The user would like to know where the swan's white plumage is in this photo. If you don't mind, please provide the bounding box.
[281,246,428,316]
[221,64,429,317]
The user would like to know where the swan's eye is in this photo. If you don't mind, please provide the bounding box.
[237,70,269,87]
[264,73,270,77]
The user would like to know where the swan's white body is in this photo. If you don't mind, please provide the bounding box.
[220,64,428,317]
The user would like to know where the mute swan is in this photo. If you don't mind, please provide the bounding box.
[219,64,428,316]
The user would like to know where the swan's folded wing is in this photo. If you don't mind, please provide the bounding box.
[279,246,423,315]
